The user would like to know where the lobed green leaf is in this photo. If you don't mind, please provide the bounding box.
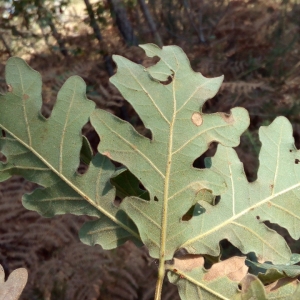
[181,117,300,264]
[0,57,141,249]
[91,44,250,259]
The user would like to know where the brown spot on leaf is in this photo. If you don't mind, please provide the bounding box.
[23,94,29,100]
[204,256,247,282]
[221,112,234,124]
[295,159,300,164]
[103,151,112,159]
[191,112,203,126]
[172,255,204,273]
[7,84,13,92]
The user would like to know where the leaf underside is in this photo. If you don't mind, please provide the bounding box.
[91,43,250,259]
[182,117,300,264]
[168,255,300,300]
[1,45,300,300]
[166,116,300,298]
[0,57,141,249]
[168,256,248,300]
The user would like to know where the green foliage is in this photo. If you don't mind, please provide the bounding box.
[246,254,300,285]
[92,43,249,260]
[1,44,300,300]
[0,57,140,250]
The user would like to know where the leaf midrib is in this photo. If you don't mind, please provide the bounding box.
[159,73,176,260]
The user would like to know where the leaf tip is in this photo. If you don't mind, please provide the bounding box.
[139,43,162,57]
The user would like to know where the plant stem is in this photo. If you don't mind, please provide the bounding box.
[154,260,165,300]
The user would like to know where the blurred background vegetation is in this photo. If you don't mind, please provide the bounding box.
[1,0,300,299]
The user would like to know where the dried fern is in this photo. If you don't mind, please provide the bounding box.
[0,177,178,299]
